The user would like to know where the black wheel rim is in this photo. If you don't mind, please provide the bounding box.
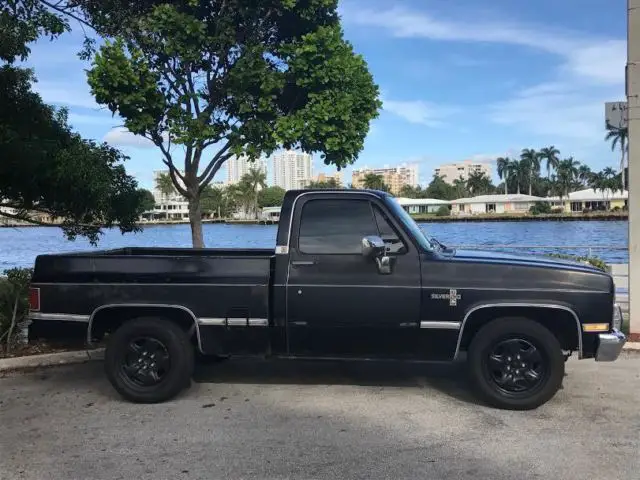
[120,336,171,387]
[483,338,547,396]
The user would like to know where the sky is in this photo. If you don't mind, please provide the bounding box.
[22,0,627,189]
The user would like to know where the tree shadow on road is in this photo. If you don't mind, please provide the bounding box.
[194,356,485,407]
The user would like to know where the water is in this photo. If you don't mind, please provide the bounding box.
[0,220,629,270]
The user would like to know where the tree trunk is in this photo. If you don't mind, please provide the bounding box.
[188,195,204,248]
[529,173,533,196]
[621,142,626,191]
[6,295,19,353]
[504,181,508,195]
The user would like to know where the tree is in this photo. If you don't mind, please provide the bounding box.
[139,189,156,212]
[398,185,427,198]
[605,126,628,190]
[0,1,145,244]
[507,159,523,195]
[241,168,267,219]
[577,164,592,187]
[200,185,237,219]
[496,157,511,194]
[520,148,540,196]
[466,170,494,196]
[425,175,457,200]
[554,157,580,204]
[154,172,176,199]
[86,2,381,247]
[539,146,560,179]
[361,173,388,191]
[452,176,469,198]
[258,186,286,208]
[306,178,341,189]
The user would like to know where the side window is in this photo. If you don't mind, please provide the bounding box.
[298,199,377,254]
[372,205,407,255]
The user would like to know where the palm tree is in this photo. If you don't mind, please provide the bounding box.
[605,126,628,190]
[555,157,580,204]
[496,157,510,194]
[577,164,592,186]
[520,148,540,196]
[507,159,522,195]
[240,167,267,219]
[539,146,560,179]
[466,170,493,195]
[155,173,176,200]
[362,173,389,191]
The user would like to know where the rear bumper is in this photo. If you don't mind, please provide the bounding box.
[595,329,626,362]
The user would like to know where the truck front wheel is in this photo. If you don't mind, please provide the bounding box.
[104,317,194,403]
[467,317,564,410]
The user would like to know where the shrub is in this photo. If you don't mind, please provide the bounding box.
[550,206,564,214]
[0,268,33,353]
[435,205,450,217]
[529,202,551,215]
[612,206,621,212]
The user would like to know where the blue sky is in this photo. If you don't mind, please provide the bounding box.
[23,0,626,188]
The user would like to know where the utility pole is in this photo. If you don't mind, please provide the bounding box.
[628,0,640,341]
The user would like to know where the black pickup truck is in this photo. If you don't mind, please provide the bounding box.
[28,189,626,409]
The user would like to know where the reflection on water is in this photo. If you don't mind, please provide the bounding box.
[0,220,628,270]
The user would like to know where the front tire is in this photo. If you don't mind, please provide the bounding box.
[105,317,194,403]
[467,317,564,410]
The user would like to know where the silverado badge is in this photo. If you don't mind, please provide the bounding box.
[431,289,462,307]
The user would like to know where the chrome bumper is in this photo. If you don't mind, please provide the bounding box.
[595,329,626,362]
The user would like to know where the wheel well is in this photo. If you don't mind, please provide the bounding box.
[458,306,580,353]
[89,306,199,345]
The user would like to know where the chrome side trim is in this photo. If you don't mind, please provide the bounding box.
[198,317,269,327]
[29,312,90,323]
[31,282,267,287]
[87,303,203,353]
[453,303,583,360]
[420,321,461,330]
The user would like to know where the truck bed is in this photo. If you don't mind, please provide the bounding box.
[31,248,275,331]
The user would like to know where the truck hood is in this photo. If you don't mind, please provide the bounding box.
[450,249,604,274]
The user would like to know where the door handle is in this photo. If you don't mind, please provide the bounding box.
[291,260,316,267]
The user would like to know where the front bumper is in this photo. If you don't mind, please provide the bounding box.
[595,329,626,362]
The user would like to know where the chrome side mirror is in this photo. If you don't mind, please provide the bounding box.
[361,235,386,258]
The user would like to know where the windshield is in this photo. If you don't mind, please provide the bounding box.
[384,196,438,252]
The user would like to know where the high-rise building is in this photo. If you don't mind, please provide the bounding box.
[351,164,419,195]
[271,150,313,191]
[226,154,268,185]
[434,160,492,185]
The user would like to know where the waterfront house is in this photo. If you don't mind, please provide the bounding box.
[451,194,543,216]
[550,188,628,213]
[395,197,451,214]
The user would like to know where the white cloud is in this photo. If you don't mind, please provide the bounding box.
[341,5,625,86]
[382,99,458,127]
[104,127,155,148]
[68,113,117,126]
[32,81,99,109]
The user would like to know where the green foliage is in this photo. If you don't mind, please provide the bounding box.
[258,186,286,208]
[435,205,450,217]
[424,175,458,200]
[0,267,32,351]
[306,178,341,189]
[85,1,381,246]
[529,201,551,215]
[1,2,145,244]
[138,189,156,212]
[545,254,607,272]
[200,185,236,218]
[155,173,176,198]
[466,170,494,195]
[361,173,388,192]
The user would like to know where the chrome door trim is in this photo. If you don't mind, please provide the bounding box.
[420,321,461,330]
[29,312,90,323]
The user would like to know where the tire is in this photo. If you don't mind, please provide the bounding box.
[467,317,564,410]
[105,317,195,403]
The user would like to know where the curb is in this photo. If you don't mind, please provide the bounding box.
[0,348,104,373]
[623,342,640,352]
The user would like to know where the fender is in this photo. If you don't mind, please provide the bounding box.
[453,302,582,360]
[87,303,203,352]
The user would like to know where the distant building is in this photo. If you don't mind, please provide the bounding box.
[152,170,189,220]
[226,155,268,185]
[272,150,313,191]
[351,164,419,195]
[311,171,343,187]
[395,197,450,214]
[451,194,542,215]
[550,188,628,213]
[435,160,492,184]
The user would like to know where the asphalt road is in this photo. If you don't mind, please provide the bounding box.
[1,355,639,480]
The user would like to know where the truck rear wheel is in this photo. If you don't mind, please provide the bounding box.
[467,317,564,410]
[105,317,194,403]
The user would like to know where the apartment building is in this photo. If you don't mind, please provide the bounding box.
[272,150,313,191]
[311,171,344,186]
[434,160,492,184]
[226,154,268,185]
[351,164,419,195]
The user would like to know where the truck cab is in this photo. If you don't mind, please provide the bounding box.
[28,189,626,409]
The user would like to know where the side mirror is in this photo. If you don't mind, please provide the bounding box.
[361,235,386,258]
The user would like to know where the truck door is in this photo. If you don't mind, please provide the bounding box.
[285,193,422,357]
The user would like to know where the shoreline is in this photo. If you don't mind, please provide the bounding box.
[0,212,628,227]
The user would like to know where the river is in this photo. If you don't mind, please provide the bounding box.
[0,220,629,270]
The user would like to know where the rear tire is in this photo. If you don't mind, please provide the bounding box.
[467,317,564,410]
[105,317,194,403]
